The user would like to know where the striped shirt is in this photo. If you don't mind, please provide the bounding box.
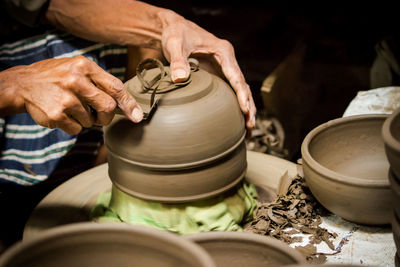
[0,29,127,186]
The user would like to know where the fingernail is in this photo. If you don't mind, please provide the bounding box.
[172,69,187,81]
[131,107,143,123]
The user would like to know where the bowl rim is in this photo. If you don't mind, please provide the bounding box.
[185,231,306,264]
[382,107,400,152]
[301,114,389,188]
[0,222,216,267]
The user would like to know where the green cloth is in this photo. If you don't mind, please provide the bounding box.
[91,181,258,235]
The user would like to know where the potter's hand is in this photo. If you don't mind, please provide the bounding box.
[44,0,255,129]
[161,13,256,130]
[0,56,143,134]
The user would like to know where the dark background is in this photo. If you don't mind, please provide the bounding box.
[145,1,399,160]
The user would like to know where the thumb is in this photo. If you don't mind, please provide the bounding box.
[165,38,191,82]
[170,56,191,83]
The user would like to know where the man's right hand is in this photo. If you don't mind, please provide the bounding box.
[0,56,143,135]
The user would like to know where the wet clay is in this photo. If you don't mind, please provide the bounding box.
[392,212,400,267]
[301,115,392,225]
[244,175,337,263]
[389,169,400,219]
[0,223,216,267]
[392,212,400,254]
[284,265,363,267]
[24,152,298,239]
[382,107,400,179]
[105,64,246,202]
[186,231,306,267]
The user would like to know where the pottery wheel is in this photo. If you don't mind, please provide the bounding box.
[23,151,396,266]
[23,151,297,239]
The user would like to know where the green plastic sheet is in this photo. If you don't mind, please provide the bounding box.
[91,181,258,235]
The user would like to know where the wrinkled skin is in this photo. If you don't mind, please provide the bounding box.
[160,13,257,129]
[0,56,142,134]
[0,0,256,134]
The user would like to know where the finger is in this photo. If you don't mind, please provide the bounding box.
[73,79,117,126]
[56,115,83,135]
[65,95,95,128]
[212,40,257,127]
[26,98,82,135]
[163,36,191,82]
[246,94,257,129]
[213,42,249,111]
[46,112,83,135]
[87,62,144,123]
[46,105,83,135]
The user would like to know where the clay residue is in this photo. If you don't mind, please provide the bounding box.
[244,175,339,263]
[245,112,288,158]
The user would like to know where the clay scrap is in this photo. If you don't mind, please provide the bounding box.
[245,112,288,158]
[244,175,338,263]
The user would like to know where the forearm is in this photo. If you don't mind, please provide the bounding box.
[0,67,25,116]
[45,0,183,49]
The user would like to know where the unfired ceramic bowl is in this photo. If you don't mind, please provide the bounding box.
[105,64,246,202]
[382,107,400,179]
[389,168,400,218]
[392,212,400,254]
[301,115,391,225]
[185,231,306,267]
[284,265,363,267]
[0,223,216,267]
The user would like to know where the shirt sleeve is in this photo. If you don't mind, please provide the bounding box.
[2,0,49,27]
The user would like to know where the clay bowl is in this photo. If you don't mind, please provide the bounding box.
[382,107,400,179]
[284,265,363,267]
[105,65,246,202]
[301,114,391,225]
[185,231,306,267]
[0,223,216,267]
[392,212,400,252]
[389,168,400,218]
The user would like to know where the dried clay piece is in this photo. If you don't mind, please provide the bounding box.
[244,175,338,263]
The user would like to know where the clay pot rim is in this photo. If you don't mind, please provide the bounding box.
[106,132,246,170]
[301,114,389,188]
[0,222,216,267]
[382,107,400,152]
[185,231,307,264]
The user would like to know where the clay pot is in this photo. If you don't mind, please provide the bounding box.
[389,169,400,218]
[392,212,400,251]
[0,223,216,267]
[382,107,400,179]
[185,231,306,267]
[105,60,246,202]
[285,265,363,267]
[393,215,400,267]
[301,115,391,225]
